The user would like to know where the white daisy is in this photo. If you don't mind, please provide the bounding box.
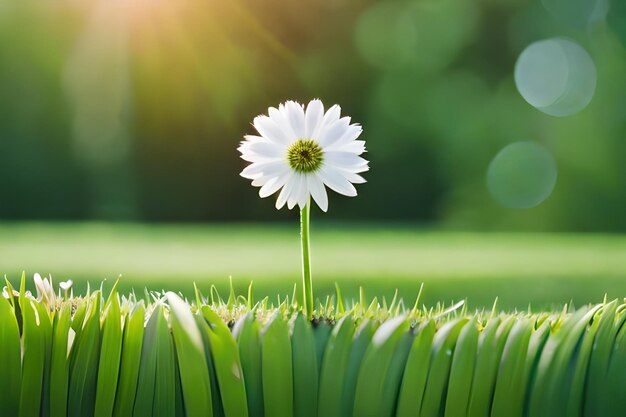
[239,99,368,212]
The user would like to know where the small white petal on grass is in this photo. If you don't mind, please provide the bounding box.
[67,328,76,357]
[60,280,73,291]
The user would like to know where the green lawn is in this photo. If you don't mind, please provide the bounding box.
[2,222,626,310]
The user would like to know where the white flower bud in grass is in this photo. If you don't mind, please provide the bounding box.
[60,280,73,291]
[34,273,56,307]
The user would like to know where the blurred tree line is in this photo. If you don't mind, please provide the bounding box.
[0,0,625,231]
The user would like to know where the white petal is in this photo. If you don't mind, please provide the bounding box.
[241,134,265,143]
[259,170,290,198]
[318,117,350,148]
[335,140,366,154]
[342,164,369,174]
[269,107,296,139]
[312,104,341,142]
[240,160,287,179]
[284,101,306,139]
[321,104,341,128]
[341,171,367,184]
[318,166,358,197]
[253,115,291,145]
[325,126,364,151]
[250,165,291,187]
[297,175,309,209]
[240,152,266,163]
[276,176,296,210]
[251,177,267,187]
[244,141,284,160]
[305,99,324,138]
[308,174,328,212]
[238,136,269,156]
[287,194,296,210]
[324,151,369,169]
[288,174,304,209]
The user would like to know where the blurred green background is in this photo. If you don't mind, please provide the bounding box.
[1,0,626,309]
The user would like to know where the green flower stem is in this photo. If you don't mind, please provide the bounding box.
[300,198,314,321]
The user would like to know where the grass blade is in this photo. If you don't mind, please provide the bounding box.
[201,306,248,417]
[342,319,377,417]
[317,315,355,417]
[195,314,225,417]
[490,318,533,417]
[233,312,263,417]
[420,317,469,417]
[68,292,102,417]
[19,294,45,417]
[291,314,318,417]
[35,301,53,417]
[444,319,479,417]
[154,303,176,417]
[467,316,512,417]
[528,306,599,417]
[113,302,145,417]
[584,300,620,416]
[313,320,332,375]
[94,294,123,417]
[0,292,21,415]
[396,320,436,417]
[352,315,411,417]
[166,292,213,417]
[261,312,293,417]
[50,303,72,417]
[133,304,161,417]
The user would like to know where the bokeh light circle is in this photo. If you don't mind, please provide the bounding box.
[514,38,596,117]
[487,142,557,209]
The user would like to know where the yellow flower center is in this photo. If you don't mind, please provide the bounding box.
[287,139,323,173]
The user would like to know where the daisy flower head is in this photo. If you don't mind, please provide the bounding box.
[239,99,368,212]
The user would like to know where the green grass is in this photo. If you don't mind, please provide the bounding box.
[2,222,626,309]
[6,275,625,417]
